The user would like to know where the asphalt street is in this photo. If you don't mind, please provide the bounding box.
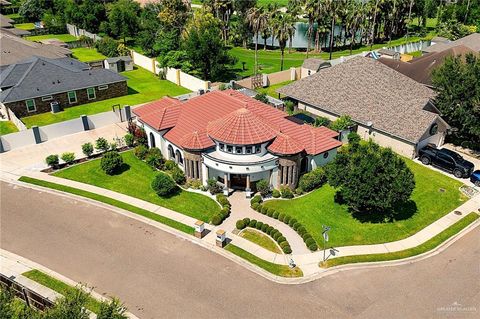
[1,181,478,318]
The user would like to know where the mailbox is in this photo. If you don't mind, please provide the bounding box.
[216,229,226,248]
[194,220,205,238]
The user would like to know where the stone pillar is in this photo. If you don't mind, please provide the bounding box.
[223,172,229,196]
[245,174,252,198]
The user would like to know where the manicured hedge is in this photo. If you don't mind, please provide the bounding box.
[211,194,231,225]
[235,219,292,254]
[250,203,318,251]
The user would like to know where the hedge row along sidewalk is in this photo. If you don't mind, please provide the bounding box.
[321,212,479,268]
[22,269,103,314]
[236,218,292,254]
[225,244,303,278]
[18,176,194,235]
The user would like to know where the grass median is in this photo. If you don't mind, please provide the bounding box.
[22,270,102,313]
[225,244,302,278]
[18,176,194,235]
[321,212,479,268]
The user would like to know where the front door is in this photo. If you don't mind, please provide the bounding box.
[117,60,126,72]
[230,174,246,189]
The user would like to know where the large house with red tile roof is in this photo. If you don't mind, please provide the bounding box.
[133,90,342,197]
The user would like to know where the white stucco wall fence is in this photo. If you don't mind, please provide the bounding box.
[66,24,102,41]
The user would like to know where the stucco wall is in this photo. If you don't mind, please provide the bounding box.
[310,149,337,169]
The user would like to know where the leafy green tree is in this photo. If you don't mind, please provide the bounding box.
[326,141,415,214]
[432,53,480,148]
[330,115,354,131]
[97,298,128,319]
[64,0,107,33]
[157,50,193,73]
[182,10,236,81]
[254,92,268,103]
[151,172,177,196]
[19,0,46,21]
[106,0,141,42]
[100,151,124,175]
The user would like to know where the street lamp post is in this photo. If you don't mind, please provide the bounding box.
[322,225,331,262]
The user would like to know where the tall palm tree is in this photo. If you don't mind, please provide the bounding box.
[273,12,296,71]
[267,2,281,47]
[286,0,302,53]
[304,0,317,57]
[247,6,268,75]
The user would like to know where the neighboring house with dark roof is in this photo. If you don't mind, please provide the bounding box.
[278,57,449,158]
[0,31,70,66]
[300,58,331,78]
[0,14,31,36]
[133,90,342,196]
[379,45,477,87]
[423,33,480,53]
[0,56,128,118]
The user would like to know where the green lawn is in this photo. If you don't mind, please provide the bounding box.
[52,151,220,222]
[322,212,479,267]
[225,244,302,277]
[240,228,282,253]
[14,22,35,30]
[264,159,467,248]
[256,80,293,98]
[19,176,194,234]
[0,121,19,135]
[5,13,21,20]
[408,50,423,57]
[21,67,190,127]
[26,33,78,43]
[409,17,438,29]
[71,47,107,62]
[22,270,102,313]
[231,34,434,78]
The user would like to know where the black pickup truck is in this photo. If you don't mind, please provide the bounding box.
[418,146,474,178]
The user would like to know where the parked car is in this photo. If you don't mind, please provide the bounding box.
[471,170,480,187]
[418,146,474,178]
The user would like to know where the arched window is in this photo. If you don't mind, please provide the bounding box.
[300,156,308,173]
[175,150,183,165]
[149,132,156,148]
[168,145,175,160]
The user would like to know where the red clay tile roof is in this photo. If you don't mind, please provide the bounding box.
[135,90,342,155]
[207,108,278,145]
[133,97,181,130]
[267,132,304,155]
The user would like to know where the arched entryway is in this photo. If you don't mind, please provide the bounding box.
[168,145,175,160]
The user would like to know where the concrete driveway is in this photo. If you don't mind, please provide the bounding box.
[0,123,127,176]
[1,181,478,319]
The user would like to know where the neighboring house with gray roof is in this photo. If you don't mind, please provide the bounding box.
[0,56,128,118]
[0,31,70,66]
[278,56,449,158]
[300,58,331,78]
[423,33,480,53]
[0,14,31,37]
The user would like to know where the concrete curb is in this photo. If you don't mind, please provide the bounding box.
[0,249,140,319]
[4,177,480,285]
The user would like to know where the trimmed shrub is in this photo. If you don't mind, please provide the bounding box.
[45,154,59,168]
[151,172,177,196]
[243,218,250,225]
[134,145,148,160]
[276,236,286,244]
[266,209,273,217]
[279,241,289,249]
[297,226,306,236]
[236,220,246,230]
[255,221,264,230]
[292,222,301,231]
[305,238,316,247]
[280,186,294,199]
[249,219,257,227]
[211,214,223,225]
[124,133,135,147]
[61,152,75,164]
[95,137,110,153]
[272,189,281,198]
[278,213,286,222]
[207,178,222,195]
[272,211,279,219]
[81,142,94,157]
[216,194,229,207]
[251,202,260,211]
[164,160,178,171]
[220,207,230,218]
[282,246,292,254]
[302,233,312,241]
[100,151,123,175]
[261,206,269,215]
[288,218,297,227]
[255,204,263,212]
[267,226,274,235]
[261,224,269,232]
[145,149,164,169]
[250,195,263,206]
[298,167,326,192]
[171,168,186,185]
[295,188,304,196]
[308,243,318,251]
[272,232,281,241]
[256,179,270,197]
[283,215,291,224]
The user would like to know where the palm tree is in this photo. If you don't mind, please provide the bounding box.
[267,2,280,48]
[273,13,296,71]
[346,1,364,55]
[304,0,317,57]
[247,6,268,75]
